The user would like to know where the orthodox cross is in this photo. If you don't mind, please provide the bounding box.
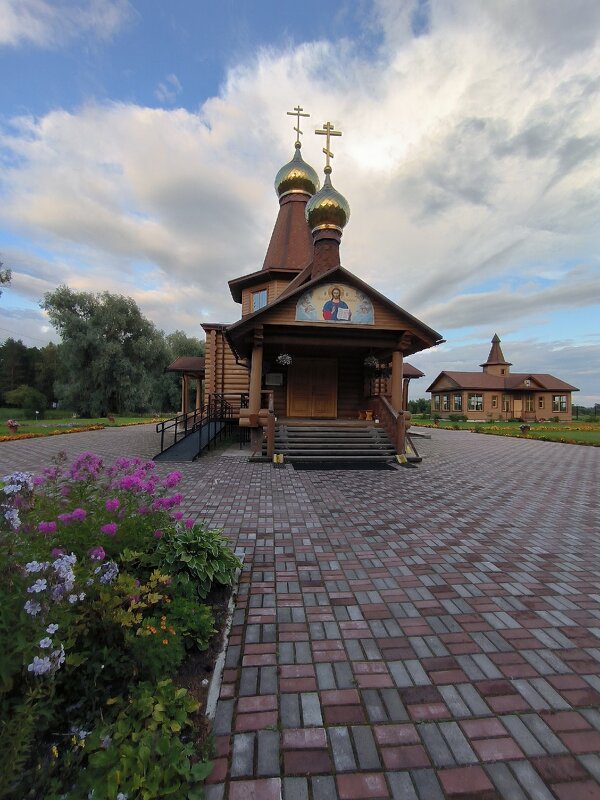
[287,105,310,146]
[315,121,342,172]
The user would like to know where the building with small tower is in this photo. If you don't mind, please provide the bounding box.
[427,334,579,422]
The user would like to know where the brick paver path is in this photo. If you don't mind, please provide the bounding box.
[1,427,599,799]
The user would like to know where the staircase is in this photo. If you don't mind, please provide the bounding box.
[267,423,396,463]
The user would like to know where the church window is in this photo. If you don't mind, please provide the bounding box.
[453,393,462,411]
[501,368,505,374]
[252,289,268,311]
[552,395,567,413]
[468,393,483,411]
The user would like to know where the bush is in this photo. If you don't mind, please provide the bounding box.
[0,454,240,799]
[448,414,467,422]
[4,385,47,419]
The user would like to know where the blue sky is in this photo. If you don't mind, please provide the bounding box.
[1,0,599,403]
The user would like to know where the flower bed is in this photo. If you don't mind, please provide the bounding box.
[0,452,241,799]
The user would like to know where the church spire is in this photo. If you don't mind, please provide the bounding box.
[262,106,320,272]
[481,334,512,374]
[304,120,350,277]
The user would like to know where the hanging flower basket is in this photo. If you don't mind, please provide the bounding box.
[363,355,379,372]
[6,419,20,434]
[276,353,292,367]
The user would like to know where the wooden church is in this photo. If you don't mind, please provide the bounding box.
[200,108,444,460]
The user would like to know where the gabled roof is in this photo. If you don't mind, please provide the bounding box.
[166,356,205,375]
[403,363,425,379]
[226,263,444,354]
[427,371,578,393]
[228,267,301,303]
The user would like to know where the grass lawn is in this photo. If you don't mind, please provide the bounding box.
[410,417,600,446]
[1,410,169,439]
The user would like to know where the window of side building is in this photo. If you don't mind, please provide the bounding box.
[252,289,268,311]
[502,394,510,412]
[491,395,498,409]
[442,394,449,411]
[433,394,440,411]
[467,393,483,411]
[552,395,567,413]
[525,394,534,412]
[453,393,462,411]
[539,396,545,409]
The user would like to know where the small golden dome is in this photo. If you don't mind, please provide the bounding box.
[275,144,320,197]
[305,171,350,232]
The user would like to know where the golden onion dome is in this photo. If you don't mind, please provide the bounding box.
[275,143,320,197]
[305,171,350,232]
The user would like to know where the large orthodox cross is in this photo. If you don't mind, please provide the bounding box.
[287,105,310,145]
[315,121,342,171]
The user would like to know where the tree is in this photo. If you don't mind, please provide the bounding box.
[165,330,204,358]
[0,338,33,398]
[0,259,10,297]
[4,385,47,418]
[41,286,169,416]
[408,397,430,415]
[151,330,205,413]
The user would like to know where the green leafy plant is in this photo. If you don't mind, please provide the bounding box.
[157,524,241,600]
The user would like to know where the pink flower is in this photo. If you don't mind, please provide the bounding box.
[71,508,87,521]
[185,518,194,529]
[153,530,163,539]
[51,547,65,557]
[32,476,45,486]
[58,512,72,524]
[88,545,106,561]
[105,498,120,512]
[172,511,183,520]
[101,523,118,537]
[38,521,57,534]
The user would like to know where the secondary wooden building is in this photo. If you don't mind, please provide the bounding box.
[427,334,579,421]
[201,113,444,455]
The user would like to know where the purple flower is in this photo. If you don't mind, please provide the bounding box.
[105,498,120,512]
[172,511,183,520]
[71,508,87,521]
[137,506,150,515]
[185,518,194,529]
[38,521,57,535]
[163,471,182,488]
[32,476,45,486]
[28,579,47,593]
[101,523,118,537]
[46,623,59,634]
[58,512,72,524]
[51,548,65,557]
[88,545,106,561]
[153,529,163,539]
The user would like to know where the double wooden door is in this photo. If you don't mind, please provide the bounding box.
[287,357,338,418]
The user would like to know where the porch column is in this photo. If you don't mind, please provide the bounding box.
[195,378,201,411]
[180,375,186,414]
[391,350,404,412]
[182,375,189,415]
[402,377,410,411]
[248,329,264,417]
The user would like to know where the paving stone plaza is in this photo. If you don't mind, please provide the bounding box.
[1,426,599,799]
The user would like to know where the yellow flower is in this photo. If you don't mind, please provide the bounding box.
[162,639,169,646]
[51,745,59,759]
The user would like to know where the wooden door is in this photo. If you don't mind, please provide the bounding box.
[513,397,522,416]
[287,358,337,418]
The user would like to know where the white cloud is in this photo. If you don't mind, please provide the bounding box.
[1,0,599,398]
[155,74,183,105]
[0,0,132,48]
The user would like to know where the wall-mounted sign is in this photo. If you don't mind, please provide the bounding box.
[295,284,374,325]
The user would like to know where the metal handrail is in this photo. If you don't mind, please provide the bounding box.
[155,407,204,454]
[194,393,235,459]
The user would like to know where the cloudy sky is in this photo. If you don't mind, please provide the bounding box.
[1,0,599,403]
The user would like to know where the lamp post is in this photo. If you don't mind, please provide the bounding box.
[35,410,39,423]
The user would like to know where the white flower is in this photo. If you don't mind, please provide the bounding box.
[27,655,52,675]
[24,600,42,616]
[46,623,59,634]
[68,594,78,604]
[27,579,47,593]
[39,637,53,649]
[24,561,44,574]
